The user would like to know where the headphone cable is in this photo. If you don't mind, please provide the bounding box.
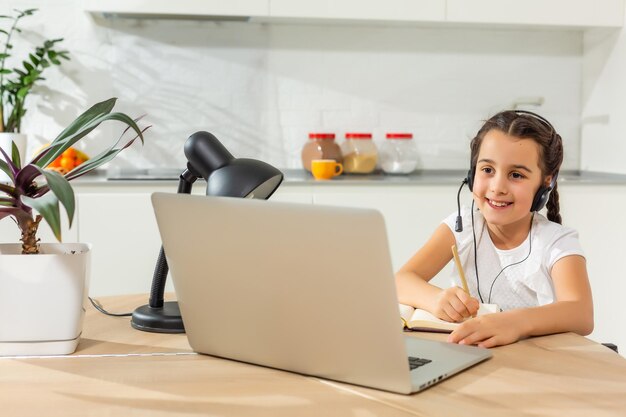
[470,200,484,303]
[486,213,534,304]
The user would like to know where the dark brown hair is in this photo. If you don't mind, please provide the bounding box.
[470,111,563,224]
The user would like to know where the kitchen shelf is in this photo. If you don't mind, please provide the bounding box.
[84,0,624,29]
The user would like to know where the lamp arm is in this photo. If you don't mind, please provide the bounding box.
[148,169,198,308]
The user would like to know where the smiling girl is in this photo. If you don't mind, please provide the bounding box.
[395,111,593,348]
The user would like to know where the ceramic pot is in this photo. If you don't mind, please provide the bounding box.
[0,243,91,356]
[0,132,27,183]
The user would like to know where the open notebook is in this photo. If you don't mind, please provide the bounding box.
[399,303,499,333]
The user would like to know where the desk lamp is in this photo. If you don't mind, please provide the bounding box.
[131,131,283,333]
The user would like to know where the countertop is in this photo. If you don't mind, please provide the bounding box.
[74,168,626,186]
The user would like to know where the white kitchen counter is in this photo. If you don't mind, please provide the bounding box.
[75,168,626,186]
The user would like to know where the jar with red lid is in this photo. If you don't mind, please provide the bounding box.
[301,133,342,173]
[380,133,419,174]
[340,133,378,174]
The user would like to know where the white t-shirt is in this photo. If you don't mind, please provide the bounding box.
[443,207,585,311]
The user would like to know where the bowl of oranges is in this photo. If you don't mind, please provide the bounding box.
[35,144,90,175]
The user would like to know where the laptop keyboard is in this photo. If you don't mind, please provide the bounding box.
[408,356,432,371]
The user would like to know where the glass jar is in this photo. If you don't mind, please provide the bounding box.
[379,133,419,174]
[301,133,342,173]
[341,133,378,174]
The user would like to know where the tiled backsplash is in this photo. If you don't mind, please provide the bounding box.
[11,0,582,171]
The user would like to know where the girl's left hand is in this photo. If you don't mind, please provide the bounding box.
[447,311,528,348]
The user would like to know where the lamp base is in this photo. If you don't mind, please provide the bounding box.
[130,301,185,333]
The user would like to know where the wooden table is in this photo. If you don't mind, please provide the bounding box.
[1,294,624,416]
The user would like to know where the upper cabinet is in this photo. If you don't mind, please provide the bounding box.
[84,0,625,29]
[269,0,445,22]
[84,0,270,19]
[447,0,624,28]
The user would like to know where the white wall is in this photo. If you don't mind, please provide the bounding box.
[2,0,583,172]
[582,8,626,174]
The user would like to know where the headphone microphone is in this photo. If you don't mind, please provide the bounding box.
[455,178,468,232]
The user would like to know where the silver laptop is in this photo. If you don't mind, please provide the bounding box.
[151,192,491,394]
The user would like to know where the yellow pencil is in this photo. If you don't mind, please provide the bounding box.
[451,244,470,295]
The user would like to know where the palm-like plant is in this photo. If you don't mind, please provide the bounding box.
[1,8,70,133]
[0,98,148,254]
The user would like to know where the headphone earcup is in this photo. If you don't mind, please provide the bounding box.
[530,186,551,212]
[466,167,475,192]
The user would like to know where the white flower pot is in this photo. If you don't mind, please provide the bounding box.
[0,243,91,356]
[0,132,27,184]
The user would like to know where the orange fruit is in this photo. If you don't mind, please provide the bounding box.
[63,148,76,159]
[48,156,62,168]
[60,156,74,172]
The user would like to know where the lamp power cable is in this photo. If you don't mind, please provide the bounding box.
[88,297,133,317]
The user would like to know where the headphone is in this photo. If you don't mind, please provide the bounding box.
[455,110,558,233]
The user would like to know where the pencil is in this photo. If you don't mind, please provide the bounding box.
[451,244,470,295]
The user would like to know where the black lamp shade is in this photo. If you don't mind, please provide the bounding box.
[206,158,283,199]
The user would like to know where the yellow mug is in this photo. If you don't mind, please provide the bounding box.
[311,159,343,180]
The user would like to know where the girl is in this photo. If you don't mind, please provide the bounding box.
[396,110,593,348]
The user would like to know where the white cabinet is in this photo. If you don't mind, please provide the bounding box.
[84,0,270,18]
[269,0,446,22]
[558,184,626,352]
[447,0,624,28]
[270,185,313,204]
[76,192,169,297]
[312,184,456,273]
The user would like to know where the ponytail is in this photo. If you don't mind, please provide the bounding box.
[546,182,562,224]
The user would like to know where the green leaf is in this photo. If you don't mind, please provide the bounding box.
[0,159,13,180]
[0,182,16,197]
[11,140,21,169]
[23,61,33,72]
[0,52,9,58]
[17,86,29,99]
[33,166,75,228]
[0,145,17,178]
[0,69,10,74]
[50,97,117,142]
[22,193,62,241]
[66,125,148,180]
[40,59,50,68]
[29,53,39,66]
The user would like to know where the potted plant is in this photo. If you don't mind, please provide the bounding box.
[0,8,70,182]
[0,97,147,355]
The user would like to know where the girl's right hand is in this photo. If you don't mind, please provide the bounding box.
[431,287,480,323]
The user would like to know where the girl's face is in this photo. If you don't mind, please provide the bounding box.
[473,129,549,228]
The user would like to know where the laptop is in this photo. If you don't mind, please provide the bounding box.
[151,192,492,394]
